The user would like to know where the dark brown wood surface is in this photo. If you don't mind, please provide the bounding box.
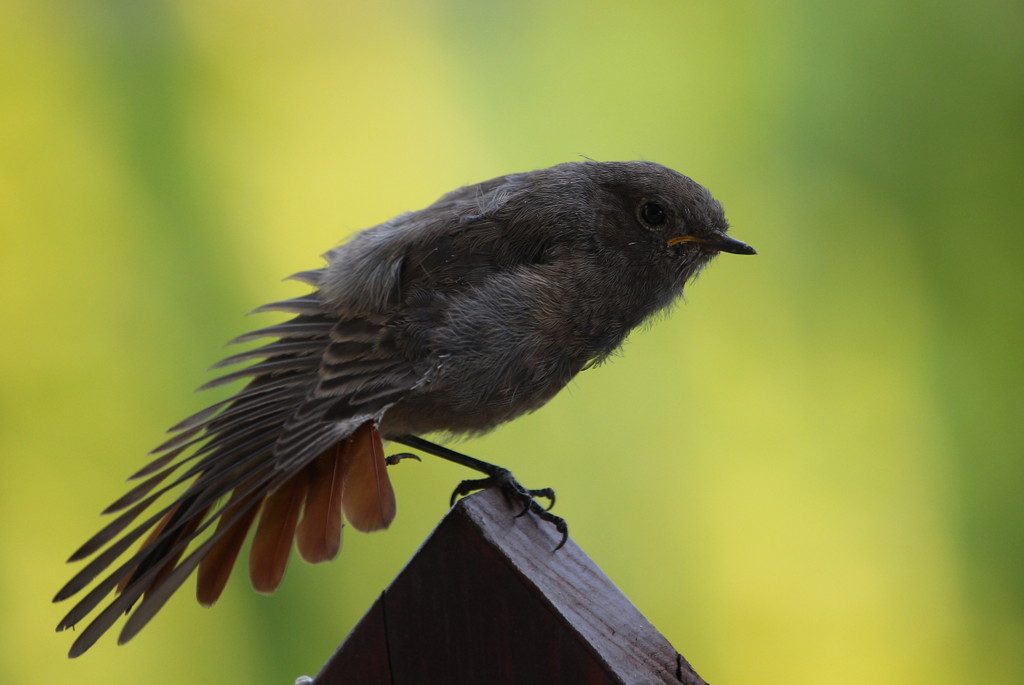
[312,488,706,685]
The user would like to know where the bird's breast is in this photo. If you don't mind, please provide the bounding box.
[379,262,666,437]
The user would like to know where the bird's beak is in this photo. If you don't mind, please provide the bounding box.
[667,233,756,255]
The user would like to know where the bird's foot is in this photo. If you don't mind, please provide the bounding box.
[451,467,568,550]
[390,435,569,550]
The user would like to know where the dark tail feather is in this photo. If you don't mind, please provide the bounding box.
[103,466,181,515]
[114,503,181,595]
[65,495,162,566]
[116,501,211,598]
[117,534,219,648]
[65,471,280,657]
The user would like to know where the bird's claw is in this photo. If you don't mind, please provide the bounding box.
[450,468,567,550]
[385,452,422,466]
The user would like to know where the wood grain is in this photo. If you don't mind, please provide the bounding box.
[311,488,706,685]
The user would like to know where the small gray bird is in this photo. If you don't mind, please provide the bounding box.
[55,160,754,656]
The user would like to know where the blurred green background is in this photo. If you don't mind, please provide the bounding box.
[2,1,1021,683]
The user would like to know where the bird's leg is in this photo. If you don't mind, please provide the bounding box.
[391,434,568,549]
[391,435,555,508]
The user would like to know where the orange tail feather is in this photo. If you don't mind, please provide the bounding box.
[296,443,346,563]
[248,475,308,594]
[340,422,396,533]
[196,491,261,606]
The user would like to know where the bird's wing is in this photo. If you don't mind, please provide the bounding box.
[56,171,575,656]
[55,269,430,656]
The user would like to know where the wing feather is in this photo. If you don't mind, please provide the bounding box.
[57,285,430,655]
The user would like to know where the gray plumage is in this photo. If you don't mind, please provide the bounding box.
[55,160,754,656]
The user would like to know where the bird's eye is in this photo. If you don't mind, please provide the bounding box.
[639,202,666,228]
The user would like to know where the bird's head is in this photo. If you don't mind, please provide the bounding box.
[585,161,755,271]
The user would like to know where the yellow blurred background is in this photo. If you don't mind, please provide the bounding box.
[2,1,1021,683]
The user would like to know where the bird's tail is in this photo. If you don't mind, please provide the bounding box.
[55,420,395,657]
[53,284,400,657]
